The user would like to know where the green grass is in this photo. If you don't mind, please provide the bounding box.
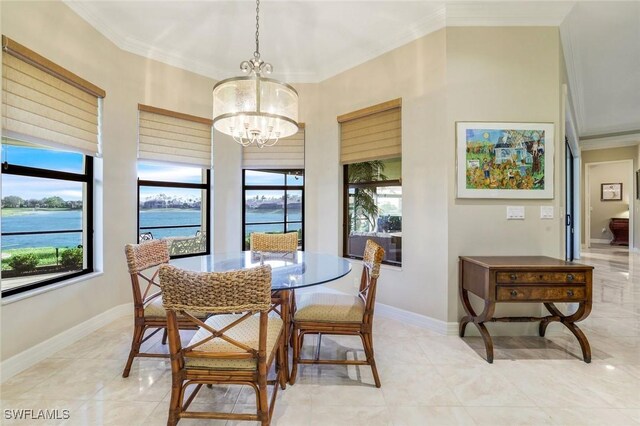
[1,208,77,217]
[1,247,62,270]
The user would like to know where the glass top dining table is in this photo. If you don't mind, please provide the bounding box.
[171,251,352,291]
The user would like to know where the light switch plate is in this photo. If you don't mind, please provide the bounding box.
[540,206,554,219]
[507,206,525,220]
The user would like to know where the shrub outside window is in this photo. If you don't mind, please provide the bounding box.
[344,158,402,265]
[1,140,94,296]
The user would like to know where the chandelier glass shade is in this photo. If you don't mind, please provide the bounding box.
[212,0,299,148]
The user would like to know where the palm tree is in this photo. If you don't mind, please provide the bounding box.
[347,161,387,233]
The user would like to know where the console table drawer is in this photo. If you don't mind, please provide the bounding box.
[496,271,585,284]
[497,285,586,302]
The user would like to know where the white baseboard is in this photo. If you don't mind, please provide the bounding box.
[590,238,611,244]
[0,303,132,383]
[375,302,458,335]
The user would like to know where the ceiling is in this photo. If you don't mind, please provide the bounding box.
[64,1,639,140]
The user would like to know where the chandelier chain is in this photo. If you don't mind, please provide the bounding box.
[254,0,260,59]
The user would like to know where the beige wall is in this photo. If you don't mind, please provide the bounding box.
[580,146,638,246]
[587,163,631,242]
[304,29,449,321]
[446,27,565,326]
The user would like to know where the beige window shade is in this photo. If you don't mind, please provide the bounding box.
[1,36,105,156]
[338,99,401,164]
[242,124,305,169]
[138,104,213,168]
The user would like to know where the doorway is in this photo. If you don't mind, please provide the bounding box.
[584,159,634,249]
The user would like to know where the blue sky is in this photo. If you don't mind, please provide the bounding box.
[2,143,303,201]
[1,144,205,201]
[2,145,85,200]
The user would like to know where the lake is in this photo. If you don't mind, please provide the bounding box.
[1,208,302,250]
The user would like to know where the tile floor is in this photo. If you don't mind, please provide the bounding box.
[2,245,640,425]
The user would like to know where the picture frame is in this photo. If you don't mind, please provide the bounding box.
[636,170,640,200]
[456,122,555,199]
[601,182,622,201]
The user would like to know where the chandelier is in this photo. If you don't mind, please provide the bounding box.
[212,0,299,148]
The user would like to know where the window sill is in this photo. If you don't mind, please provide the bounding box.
[2,271,104,306]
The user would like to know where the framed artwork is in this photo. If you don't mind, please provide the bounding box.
[636,170,640,200]
[601,183,622,201]
[456,122,554,199]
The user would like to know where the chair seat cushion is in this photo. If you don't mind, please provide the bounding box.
[294,292,365,323]
[185,313,283,371]
[144,295,207,319]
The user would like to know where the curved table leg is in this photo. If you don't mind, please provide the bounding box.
[459,287,496,363]
[476,322,494,363]
[543,302,592,363]
[539,318,550,337]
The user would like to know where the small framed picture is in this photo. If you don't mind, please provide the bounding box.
[601,183,622,201]
[636,170,640,200]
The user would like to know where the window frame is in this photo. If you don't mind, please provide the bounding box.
[1,155,94,297]
[342,164,402,266]
[137,169,211,260]
[242,169,305,251]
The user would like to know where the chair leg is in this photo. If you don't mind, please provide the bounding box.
[290,326,300,385]
[161,328,168,345]
[258,382,269,426]
[122,324,144,378]
[362,332,381,388]
[167,378,182,426]
[278,338,287,390]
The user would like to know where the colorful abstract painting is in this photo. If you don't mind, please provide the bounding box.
[456,122,554,199]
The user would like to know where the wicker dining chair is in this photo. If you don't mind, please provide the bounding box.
[249,231,299,377]
[250,232,299,254]
[159,264,286,426]
[122,240,206,378]
[290,239,385,387]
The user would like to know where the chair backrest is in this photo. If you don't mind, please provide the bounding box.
[124,240,170,310]
[359,239,385,325]
[250,232,298,253]
[159,264,272,372]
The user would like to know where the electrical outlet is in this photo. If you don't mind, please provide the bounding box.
[507,206,525,220]
[540,206,554,219]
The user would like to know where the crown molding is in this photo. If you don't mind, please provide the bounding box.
[63,1,446,83]
[580,130,640,151]
[446,2,575,27]
[65,1,576,84]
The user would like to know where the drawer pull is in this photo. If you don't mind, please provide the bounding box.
[510,274,517,280]
[567,274,574,281]
[510,290,518,297]
[567,290,574,297]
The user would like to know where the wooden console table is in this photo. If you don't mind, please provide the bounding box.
[459,256,593,363]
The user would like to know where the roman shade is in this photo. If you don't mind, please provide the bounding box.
[338,99,401,164]
[242,124,305,169]
[1,36,105,156]
[138,104,213,168]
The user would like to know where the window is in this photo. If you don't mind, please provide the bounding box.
[242,169,304,250]
[137,162,210,258]
[339,99,401,265]
[344,158,402,265]
[1,140,94,296]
